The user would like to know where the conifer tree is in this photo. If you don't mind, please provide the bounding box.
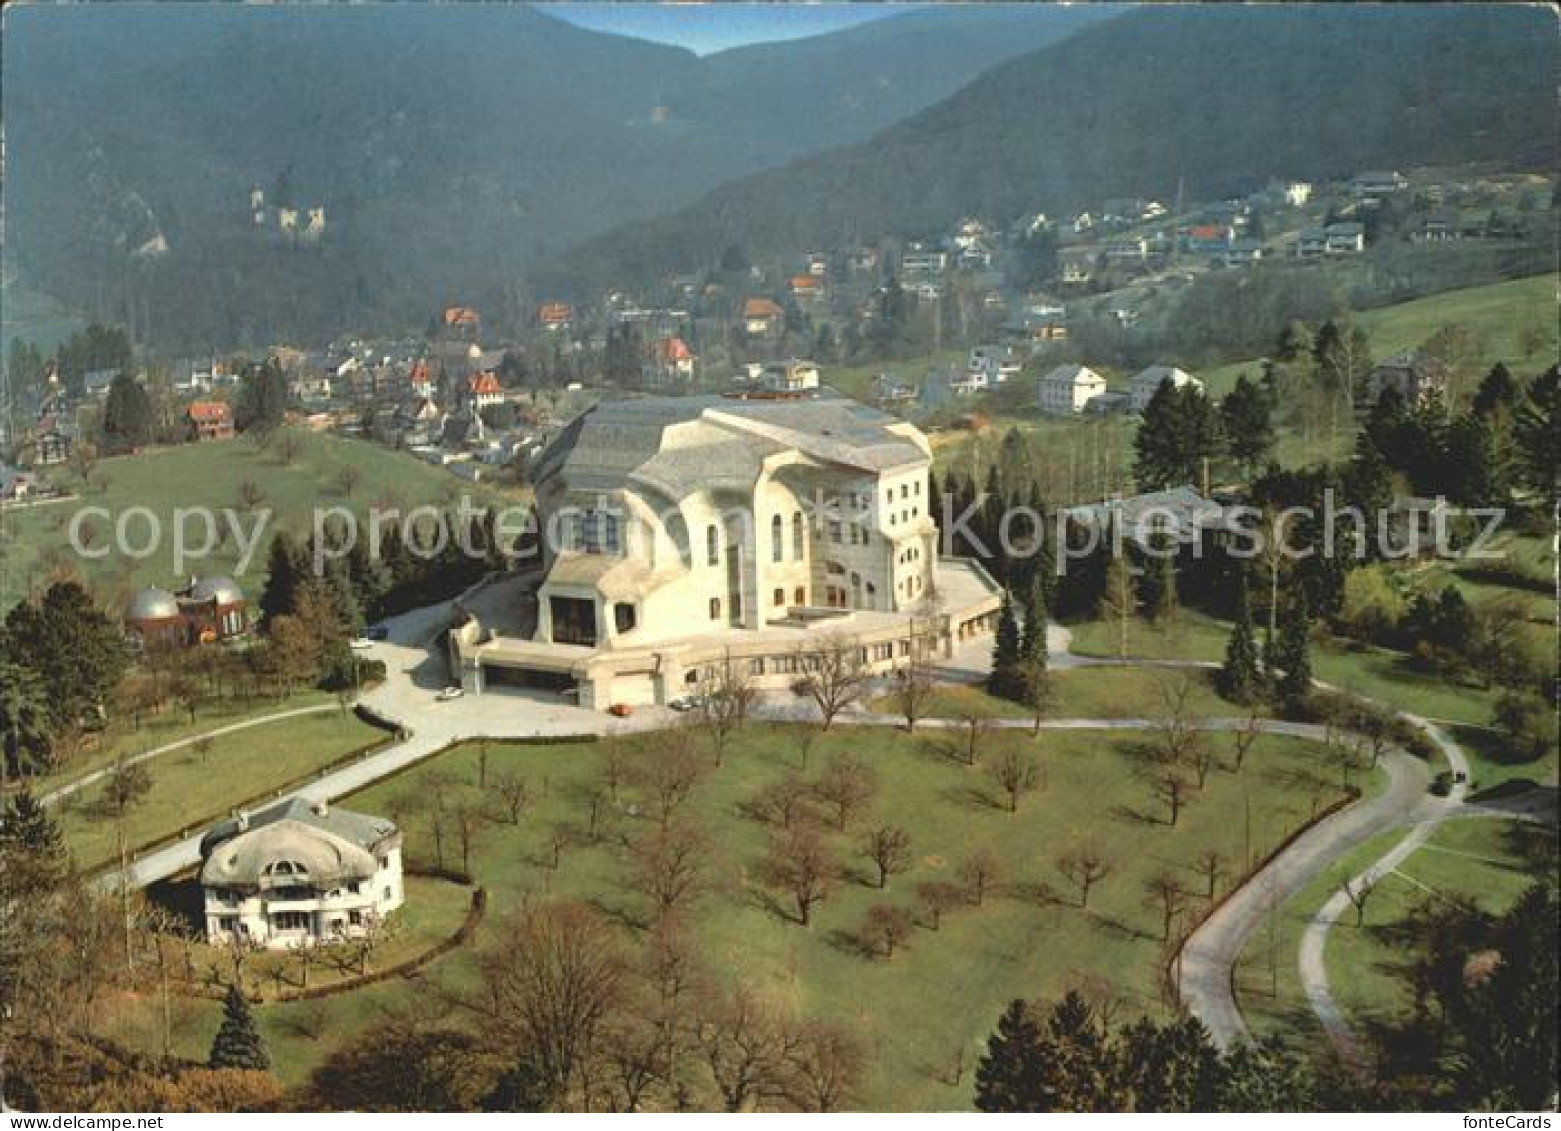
[1096,534,1135,660]
[987,589,1024,701]
[1138,533,1179,625]
[1218,571,1262,705]
[257,533,305,628]
[209,982,271,1072]
[1272,591,1313,711]
[974,999,1046,1112]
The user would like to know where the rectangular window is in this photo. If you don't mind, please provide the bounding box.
[794,587,806,605]
[828,521,842,543]
[273,911,310,932]
[707,524,720,566]
[614,603,636,633]
[709,598,721,620]
[774,588,785,607]
[748,658,765,676]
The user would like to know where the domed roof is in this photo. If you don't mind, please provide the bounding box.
[199,818,379,888]
[188,575,244,605]
[126,587,180,622]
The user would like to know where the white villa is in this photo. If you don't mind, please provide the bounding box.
[1037,364,1107,414]
[759,359,821,393]
[1130,365,1203,412]
[199,797,403,949]
[448,392,1002,709]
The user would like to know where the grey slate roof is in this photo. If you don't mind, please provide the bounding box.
[200,796,397,859]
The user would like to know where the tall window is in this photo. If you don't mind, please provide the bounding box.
[707,524,720,566]
[771,514,784,563]
[791,511,804,560]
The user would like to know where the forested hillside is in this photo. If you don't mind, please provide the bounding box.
[1,3,1109,351]
[550,4,1558,295]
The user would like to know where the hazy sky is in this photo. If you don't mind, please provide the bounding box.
[546,2,915,55]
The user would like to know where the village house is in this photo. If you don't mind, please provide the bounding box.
[1037,364,1107,414]
[644,336,698,386]
[199,797,403,949]
[464,371,505,413]
[1130,365,1203,413]
[440,305,481,341]
[789,274,826,304]
[1,464,38,505]
[742,297,785,338]
[185,400,234,441]
[1365,351,1452,406]
[447,392,1001,708]
[759,359,821,393]
[1058,248,1096,284]
[1296,222,1366,258]
[899,245,948,280]
[29,416,74,466]
[124,576,248,650]
[536,302,574,332]
[1062,486,1238,553]
[847,247,881,274]
[1350,170,1409,200]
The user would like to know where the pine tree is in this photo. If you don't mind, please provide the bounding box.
[1272,591,1313,711]
[1018,567,1049,667]
[1138,534,1179,625]
[101,372,155,453]
[1220,373,1275,475]
[0,787,68,891]
[1218,572,1262,705]
[257,533,305,627]
[1471,362,1520,418]
[1097,539,1135,660]
[1513,366,1558,492]
[209,982,271,1071]
[987,589,1024,701]
[974,999,1047,1112]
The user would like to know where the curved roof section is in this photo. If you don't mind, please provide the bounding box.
[126,587,180,622]
[188,576,244,606]
[200,796,397,888]
[534,392,927,504]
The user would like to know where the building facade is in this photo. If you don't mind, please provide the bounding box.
[199,797,403,949]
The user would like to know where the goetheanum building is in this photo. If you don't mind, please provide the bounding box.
[124,575,248,650]
[450,391,1002,708]
[198,797,404,949]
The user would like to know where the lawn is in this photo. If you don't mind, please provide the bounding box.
[56,706,388,873]
[1200,273,1559,398]
[867,667,1254,722]
[0,431,518,607]
[1235,816,1546,1044]
[113,722,1366,1106]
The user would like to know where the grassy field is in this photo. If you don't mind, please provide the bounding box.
[0,431,517,608]
[1202,273,1559,398]
[56,706,386,872]
[1235,816,1547,1044]
[867,667,1254,722]
[110,722,1366,1105]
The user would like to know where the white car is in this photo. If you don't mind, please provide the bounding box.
[436,686,466,702]
[349,637,374,650]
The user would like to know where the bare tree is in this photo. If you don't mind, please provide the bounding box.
[629,821,709,918]
[916,880,963,930]
[783,1021,865,1112]
[795,635,868,730]
[749,774,812,830]
[698,657,758,767]
[1149,766,1193,826]
[598,743,630,804]
[700,984,803,1112]
[1194,848,1225,899]
[1144,872,1189,941]
[636,730,705,829]
[1231,713,1263,772]
[1341,871,1378,927]
[1057,843,1113,909]
[492,771,529,825]
[1151,674,1200,767]
[956,848,1004,907]
[988,746,1041,812]
[859,905,914,959]
[762,827,837,926]
[862,824,912,889]
[790,723,820,772]
[950,712,994,767]
[237,479,267,512]
[814,754,876,831]
[474,903,628,1107]
[453,802,483,876]
[334,464,363,498]
[274,429,303,465]
[892,653,935,733]
[1185,732,1217,789]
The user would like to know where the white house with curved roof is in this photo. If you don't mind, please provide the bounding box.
[199,797,403,949]
[449,391,1003,708]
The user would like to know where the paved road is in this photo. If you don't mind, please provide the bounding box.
[1295,714,1468,1069]
[40,703,337,807]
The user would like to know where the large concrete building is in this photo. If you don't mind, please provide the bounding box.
[449,392,1001,708]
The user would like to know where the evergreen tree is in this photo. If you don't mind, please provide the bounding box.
[1514,365,1559,493]
[1216,1036,1318,1111]
[1220,373,1275,475]
[1471,362,1520,418]
[1119,1015,1223,1112]
[980,464,1009,583]
[1018,568,1049,667]
[1218,571,1262,705]
[209,982,271,1071]
[0,788,68,891]
[1272,591,1313,711]
[1040,991,1120,1111]
[257,533,305,627]
[1442,412,1504,506]
[234,359,289,434]
[1097,537,1135,661]
[4,582,127,731]
[100,372,154,453]
[1134,384,1221,491]
[1343,430,1394,559]
[974,999,1047,1112]
[1137,534,1179,625]
[0,661,55,779]
[987,589,1024,701]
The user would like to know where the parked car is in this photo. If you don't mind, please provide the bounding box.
[668,695,707,712]
[436,686,465,702]
[608,703,633,718]
[366,624,390,641]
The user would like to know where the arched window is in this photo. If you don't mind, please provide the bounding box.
[771,514,784,562]
[791,511,804,559]
[707,524,720,566]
